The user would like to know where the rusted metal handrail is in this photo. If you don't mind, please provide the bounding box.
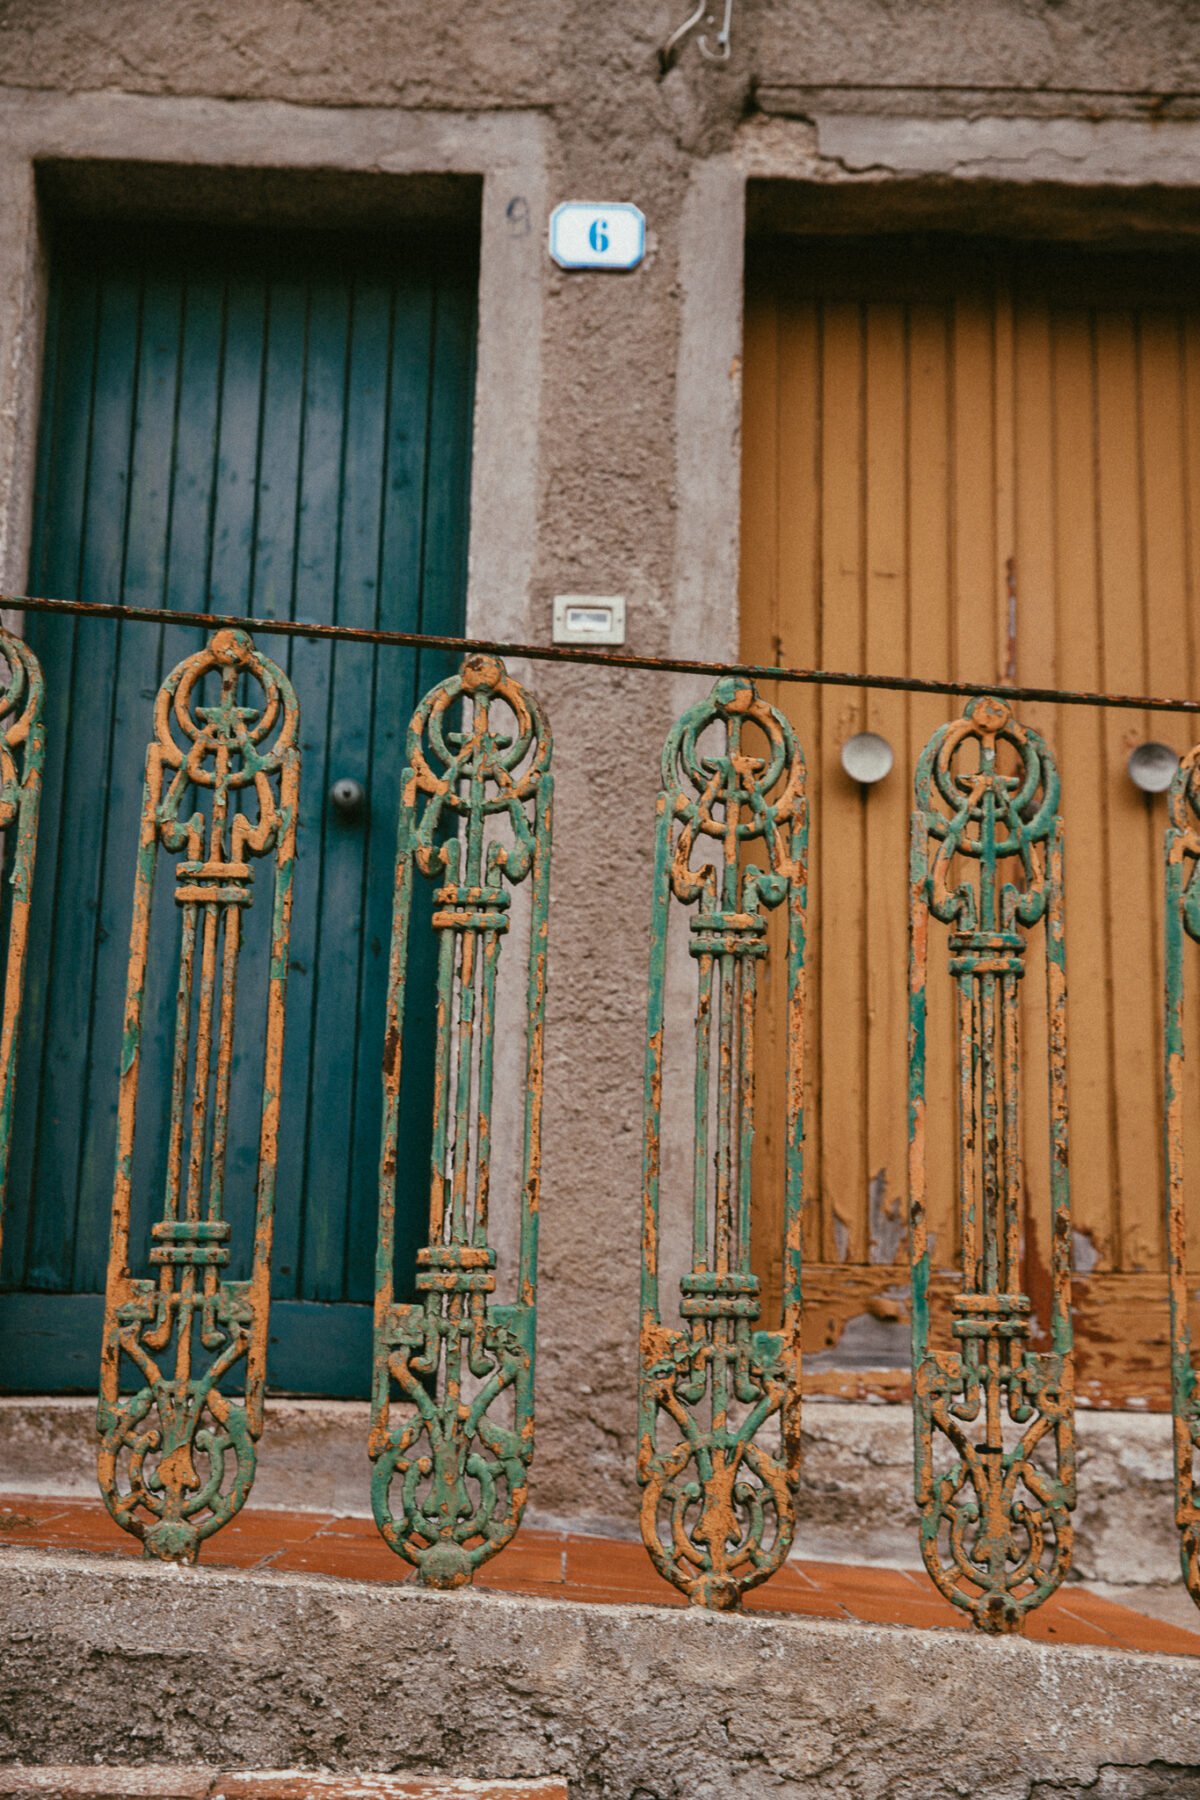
[369,654,552,1588]
[98,628,300,1564]
[1164,747,1200,1608]
[9,593,1200,1622]
[908,696,1074,1634]
[0,627,44,1268]
[639,676,806,1609]
[5,592,1200,716]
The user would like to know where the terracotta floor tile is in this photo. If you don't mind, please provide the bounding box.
[269,1543,411,1582]
[476,1546,566,1587]
[558,1580,687,1608]
[564,1542,667,1589]
[1093,1617,1200,1658]
[1045,1595,1200,1658]
[0,1497,78,1525]
[1052,1586,1200,1632]
[795,1561,928,1598]
[1023,1610,1124,1647]
[779,1560,822,1591]
[218,1513,335,1545]
[310,1515,382,1540]
[743,1585,848,1619]
[840,1594,970,1632]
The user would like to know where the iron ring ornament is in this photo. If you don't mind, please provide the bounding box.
[370,654,552,1590]
[639,676,806,1610]
[908,695,1074,1634]
[97,628,300,1564]
[1163,744,1200,1607]
[0,626,44,1268]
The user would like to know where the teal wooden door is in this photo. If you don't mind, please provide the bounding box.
[0,219,476,1395]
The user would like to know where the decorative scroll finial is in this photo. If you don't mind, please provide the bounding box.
[0,626,44,1267]
[639,676,806,1610]
[909,696,1074,1634]
[97,628,300,1564]
[1164,746,1200,1604]
[370,653,553,1590]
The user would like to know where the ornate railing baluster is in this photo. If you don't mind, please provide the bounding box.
[909,695,1073,1633]
[370,653,552,1589]
[98,627,300,1564]
[639,676,806,1611]
[0,627,44,1266]
[1164,745,1200,1605]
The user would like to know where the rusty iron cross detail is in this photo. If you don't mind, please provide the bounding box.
[369,654,552,1589]
[908,696,1074,1633]
[0,626,44,1270]
[639,676,806,1610]
[97,628,301,1564]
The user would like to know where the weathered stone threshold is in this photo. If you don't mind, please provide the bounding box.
[5,1492,1200,1655]
[3,1549,1200,1799]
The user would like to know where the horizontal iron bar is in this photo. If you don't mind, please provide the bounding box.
[4,592,1199,716]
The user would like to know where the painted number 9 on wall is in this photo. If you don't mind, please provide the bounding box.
[549,202,645,271]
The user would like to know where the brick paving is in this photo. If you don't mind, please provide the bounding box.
[4,1493,1200,1658]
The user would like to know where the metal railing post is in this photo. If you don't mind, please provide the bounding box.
[638,675,806,1609]
[1164,746,1200,1604]
[369,654,552,1589]
[0,627,44,1268]
[908,695,1074,1633]
[96,627,300,1563]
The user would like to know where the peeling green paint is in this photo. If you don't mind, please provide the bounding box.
[370,655,552,1589]
[0,627,45,1272]
[908,697,1073,1634]
[97,629,300,1563]
[638,678,806,1611]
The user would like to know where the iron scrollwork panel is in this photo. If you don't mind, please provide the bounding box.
[1164,745,1200,1605]
[639,676,806,1611]
[909,696,1074,1634]
[0,626,44,1266]
[370,653,552,1590]
[98,628,300,1564]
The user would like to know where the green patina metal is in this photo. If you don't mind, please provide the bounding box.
[369,653,552,1590]
[638,676,806,1611]
[0,626,45,1269]
[97,628,300,1563]
[1163,746,1200,1603]
[908,696,1074,1635]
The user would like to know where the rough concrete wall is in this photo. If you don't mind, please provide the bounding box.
[3,1551,1200,1799]
[754,0,1200,93]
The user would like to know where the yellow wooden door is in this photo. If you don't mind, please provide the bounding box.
[741,237,1200,1407]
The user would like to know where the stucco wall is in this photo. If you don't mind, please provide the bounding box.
[2,1,1200,1550]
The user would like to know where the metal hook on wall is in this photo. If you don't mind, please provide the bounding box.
[659,0,733,73]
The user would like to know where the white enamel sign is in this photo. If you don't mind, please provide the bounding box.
[549,202,645,271]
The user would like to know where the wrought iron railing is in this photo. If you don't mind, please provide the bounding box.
[4,593,1200,1628]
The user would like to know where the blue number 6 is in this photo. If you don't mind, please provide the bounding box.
[588,218,609,253]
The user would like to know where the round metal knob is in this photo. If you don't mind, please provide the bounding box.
[329,777,365,817]
[841,732,894,786]
[1127,742,1179,794]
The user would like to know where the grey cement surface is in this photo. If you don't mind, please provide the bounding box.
[2,1547,1200,1799]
